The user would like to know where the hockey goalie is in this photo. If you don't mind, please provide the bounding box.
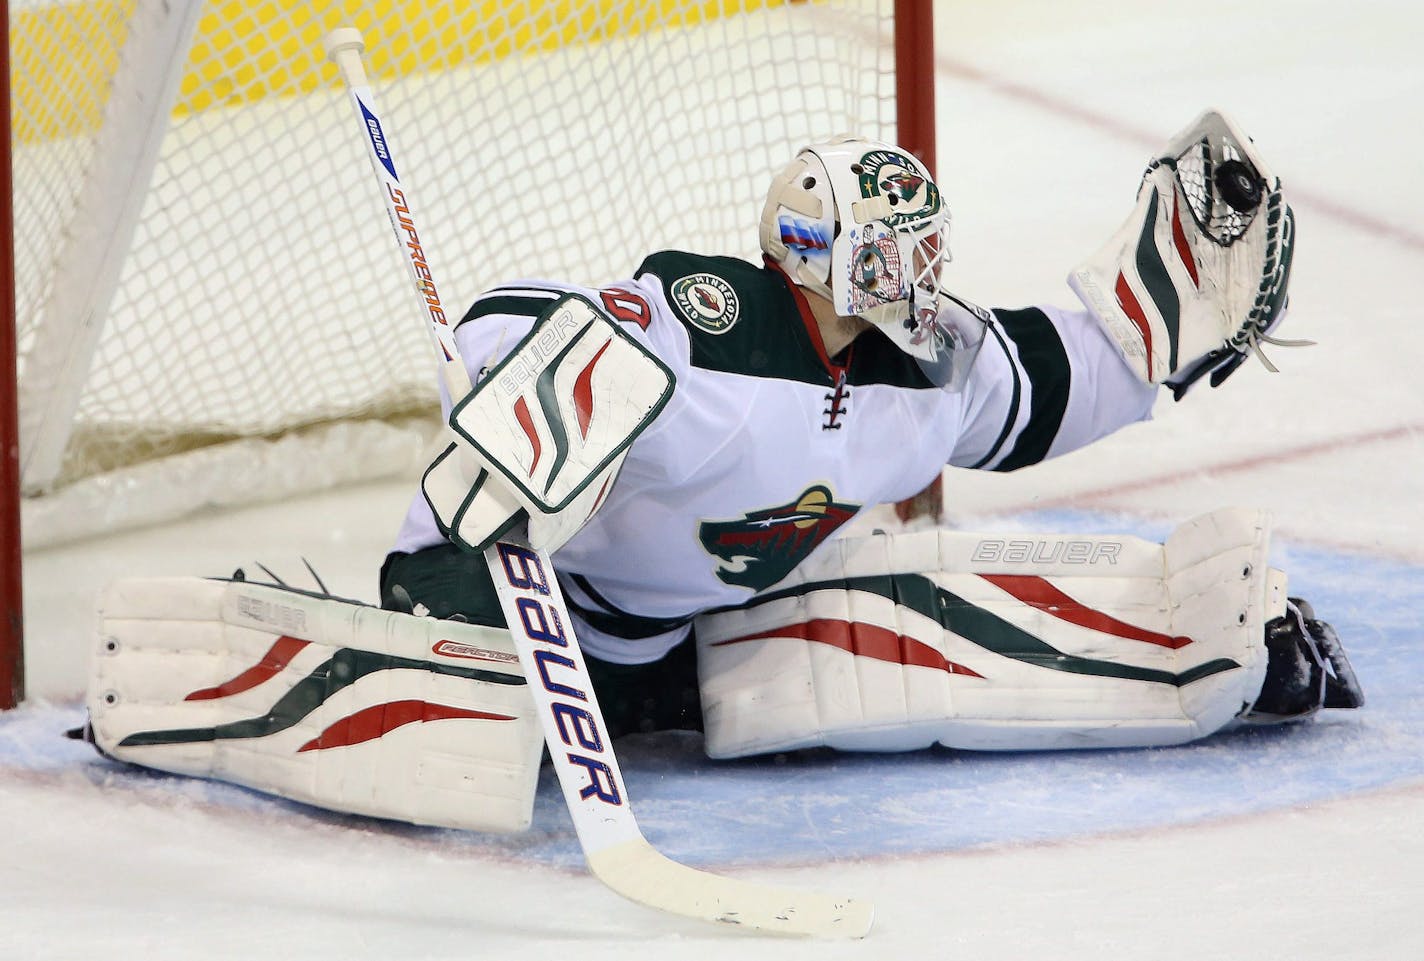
[83,110,1362,834]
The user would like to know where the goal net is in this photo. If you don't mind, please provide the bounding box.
[9,0,927,551]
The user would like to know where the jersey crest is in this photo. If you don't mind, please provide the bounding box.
[698,484,860,592]
[670,273,740,334]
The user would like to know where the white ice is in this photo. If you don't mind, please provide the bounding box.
[7,0,1424,957]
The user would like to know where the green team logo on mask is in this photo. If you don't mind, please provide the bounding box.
[856,149,941,227]
[698,485,861,592]
[671,273,740,334]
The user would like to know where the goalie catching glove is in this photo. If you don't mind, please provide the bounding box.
[423,293,674,553]
[1069,109,1301,398]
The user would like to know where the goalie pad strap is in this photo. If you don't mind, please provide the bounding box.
[90,577,543,833]
[695,509,1282,757]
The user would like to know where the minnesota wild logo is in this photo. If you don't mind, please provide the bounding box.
[698,485,860,591]
[856,149,941,227]
[671,273,739,334]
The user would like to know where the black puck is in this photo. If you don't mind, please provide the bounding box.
[1214,159,1264,212]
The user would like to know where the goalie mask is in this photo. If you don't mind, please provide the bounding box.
[759,137,987,390]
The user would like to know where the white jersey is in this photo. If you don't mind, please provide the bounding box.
[393,251,1157,663]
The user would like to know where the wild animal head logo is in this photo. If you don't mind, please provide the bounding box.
[698,485,860,592]
[855,149,941,227]
[671,272,740,334]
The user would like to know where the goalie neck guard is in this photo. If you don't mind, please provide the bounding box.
[759,137,986,390]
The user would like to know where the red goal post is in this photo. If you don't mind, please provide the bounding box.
[2,0,20,709]
[0,0,937,709]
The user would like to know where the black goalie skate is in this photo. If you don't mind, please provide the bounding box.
[1240,598,1365,724]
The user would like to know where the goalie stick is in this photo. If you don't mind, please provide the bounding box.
[323,28,873,939]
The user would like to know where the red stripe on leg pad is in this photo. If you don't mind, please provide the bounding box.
[713,618,982,677]
[979,574,1192,649]
[298,700,515,752]
[185,635,311,701]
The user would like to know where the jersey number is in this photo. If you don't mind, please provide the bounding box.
[599,288,652,331]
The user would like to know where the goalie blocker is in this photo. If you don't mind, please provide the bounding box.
[83,509,1360,833]
[422,292,674,554]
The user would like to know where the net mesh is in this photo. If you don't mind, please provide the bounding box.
[1171,135,1258,246]
[12,0,900,540]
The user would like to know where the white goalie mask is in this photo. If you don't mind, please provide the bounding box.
[759,137,987,390]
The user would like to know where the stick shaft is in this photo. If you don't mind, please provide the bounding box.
[326,30,466,397]
[323,27,645,855]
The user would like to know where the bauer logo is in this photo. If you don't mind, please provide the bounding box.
[671,273,740,334]
[495,305,584,396]
[233,594,307,633]
[359,99,398,180]
[496,543,624,808]
[972,539,1122,565]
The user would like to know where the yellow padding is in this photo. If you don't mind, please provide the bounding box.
[11,0,788,142]
[11,0,131,144]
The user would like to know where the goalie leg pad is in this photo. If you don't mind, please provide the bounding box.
[695,509,1283,757]
[89,577,544,833]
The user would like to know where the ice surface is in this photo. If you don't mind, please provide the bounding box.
[7,0,1424,956]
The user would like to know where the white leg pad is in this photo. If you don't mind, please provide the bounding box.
[696,509,1283,757]
[89,577,543,833]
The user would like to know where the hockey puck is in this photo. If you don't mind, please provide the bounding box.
[1214,159,1264,212]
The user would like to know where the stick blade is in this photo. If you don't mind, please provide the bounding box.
[587,838,874,939]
